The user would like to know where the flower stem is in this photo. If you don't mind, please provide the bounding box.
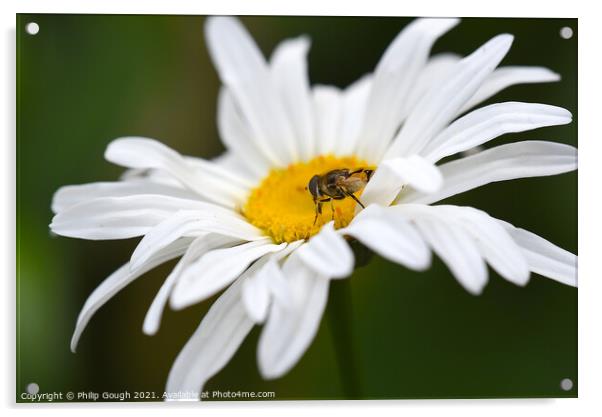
[327,277,360,399]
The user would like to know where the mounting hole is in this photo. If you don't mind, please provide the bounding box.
[560,26,573,39]
[26,382,39,395]
[25,22,40,35]
[560,378,573,391]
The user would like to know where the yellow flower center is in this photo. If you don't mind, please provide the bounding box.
[243,155,370,243]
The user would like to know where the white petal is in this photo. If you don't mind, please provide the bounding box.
[120,167,183,188]
[382,156,443,193]
[205,16,297,165]
[211,150,251,175]
[403,141,578,205]
[297,222,353,278]
[361,155,442,208]
[460,66,561,114]
[170,240,286,310]
[395,204,530,289]
[242,259,277,323]
[241,266,270,324]
[142,234,240,335]
[336,74,373,156]
[355,18,460,163]
[438,205,530,285]
[165,277,253,398]
[271,36,315,161]
[264,258,296,307]
[50,195,222,240]
[342,205,431,271]
[105,137,250,207]
[401,53,461,119]
[121,155,236,189]
[258,254,329,379]
[129,209,262,271]
[51,180,197,214]
[217,89,271,179]
[356,165,401,209]
[423,102,572,162]
[386,34,514,158]
[241,240,302,323]
[500,221,577,286]
[312,85,342,155]
[70,238,191,352]
[106,137,253,188]
[392,205,487,294]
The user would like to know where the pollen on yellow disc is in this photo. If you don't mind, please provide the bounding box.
[243,155,371,243]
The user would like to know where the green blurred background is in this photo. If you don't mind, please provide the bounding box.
[16,14,577,401]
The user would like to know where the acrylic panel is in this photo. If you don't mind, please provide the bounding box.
[16,14,577,402]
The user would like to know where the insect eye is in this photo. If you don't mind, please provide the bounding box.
[308,175,319,196]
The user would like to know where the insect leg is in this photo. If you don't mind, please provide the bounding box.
[313,198,332,225]
[313,201,321,225]
[330,199,335,221]
[342,189,366,209]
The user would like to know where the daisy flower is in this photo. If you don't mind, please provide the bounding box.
[50,16,577,398]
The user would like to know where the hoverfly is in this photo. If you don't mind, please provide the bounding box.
[307,168,374,225]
